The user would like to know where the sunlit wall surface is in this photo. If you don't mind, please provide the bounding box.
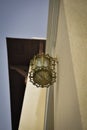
[19,68,46,130]
[63,0,87,129]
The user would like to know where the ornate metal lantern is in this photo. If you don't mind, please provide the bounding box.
[29,53,57,88]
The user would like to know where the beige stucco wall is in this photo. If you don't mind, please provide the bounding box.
[54,0,82,129]
[63,0,87,130]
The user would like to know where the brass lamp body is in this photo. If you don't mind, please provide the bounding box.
[29,53,57,88]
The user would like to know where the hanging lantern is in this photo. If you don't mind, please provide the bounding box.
[29,53,57,88]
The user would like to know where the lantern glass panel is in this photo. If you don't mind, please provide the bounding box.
[36,57,50,67]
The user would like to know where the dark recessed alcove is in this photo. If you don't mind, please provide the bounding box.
[6,38,46,130]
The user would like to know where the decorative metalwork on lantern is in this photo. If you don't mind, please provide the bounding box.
[29,53,57,88]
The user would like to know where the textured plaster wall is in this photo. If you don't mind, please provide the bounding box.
[63,0,87,129]
[43,0,87,129]
[53,0,82,129]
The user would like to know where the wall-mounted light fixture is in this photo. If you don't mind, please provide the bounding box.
[29,41,57,88]
[29,53,57,88]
